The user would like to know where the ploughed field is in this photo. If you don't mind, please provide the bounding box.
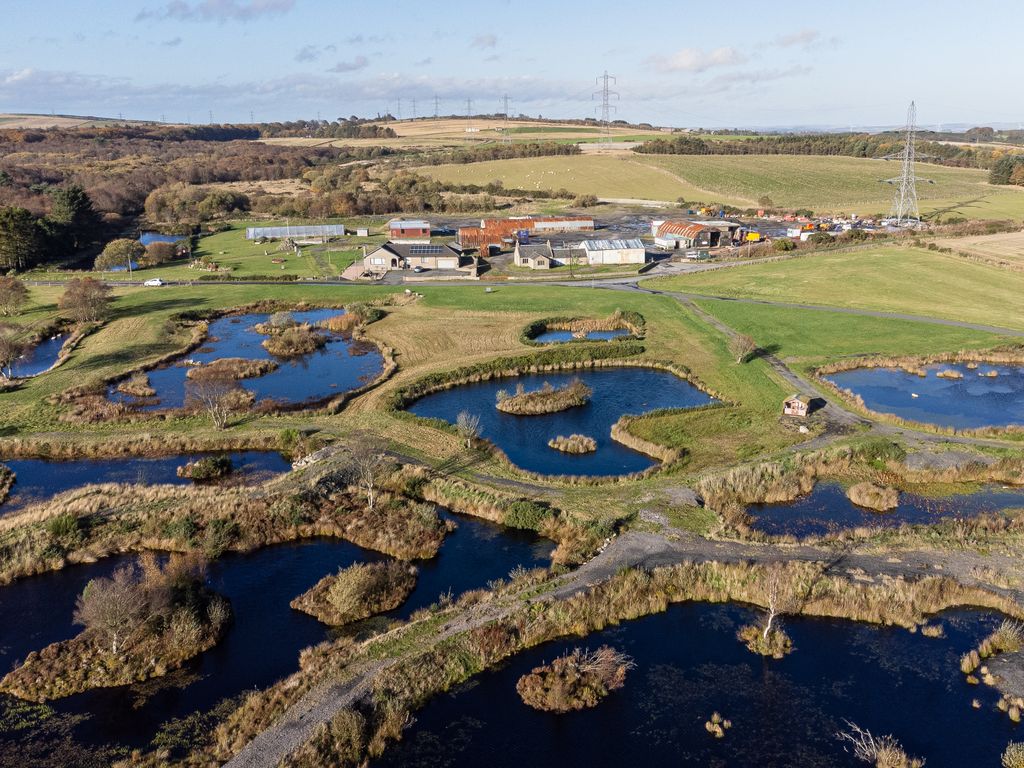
[373,602,1013,768]
[0,510,551,760]
[409,368,714,476]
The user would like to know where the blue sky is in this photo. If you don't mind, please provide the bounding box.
[1,0,1020,128]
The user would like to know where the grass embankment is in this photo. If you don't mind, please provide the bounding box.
[652,247,1024,332]
[0,553,229,702]
[290,561,417,626]
[495,378,592,415]
[190,559,1022,768]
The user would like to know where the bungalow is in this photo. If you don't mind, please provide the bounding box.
[363,242,465,273]
[387,219,431,243]
[578,238,646,265]
[513,242,555,269]
[783,394,812,417]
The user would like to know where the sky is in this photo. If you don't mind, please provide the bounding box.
[1,0,1021,129]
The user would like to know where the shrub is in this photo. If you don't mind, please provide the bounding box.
[261,324,328,358]
[773,238,796,252]
[502,500,554,530]
[290,561,417,626]
[548,434,597,454]
[516,646,634,713]
[176,455,233,482]
[1004,742,1024,768]
[141,241,178,266]
[738,623,793,658]
[46,513,84,551]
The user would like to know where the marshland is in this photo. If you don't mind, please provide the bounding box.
[2,104,1024,768]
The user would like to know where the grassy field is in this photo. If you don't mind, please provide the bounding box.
[416,154,1024,218]
[941,229,1024,265]
[650,247,1024,331]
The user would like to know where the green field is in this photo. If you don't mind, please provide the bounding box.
[650,247,1024,331]
[417,154,1024,218]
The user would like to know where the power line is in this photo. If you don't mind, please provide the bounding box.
[593,71,618,143]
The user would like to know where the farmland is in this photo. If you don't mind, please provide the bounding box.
[649,246,1024,330]
[417,153,1024,218]
[941,229,1024,267]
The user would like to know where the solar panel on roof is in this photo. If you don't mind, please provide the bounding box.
[409,245,444,254]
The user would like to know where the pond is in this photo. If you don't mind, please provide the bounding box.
[139,232,186,247]
[373,602,1014,768]
[0,510,551,758]
[108,309,384,411]
[408,368,714,476]
[532,329,633,344]
[0,452,290,513]
[748,480,1024,537]
[826,363,1024,430]
[8,333,67,378]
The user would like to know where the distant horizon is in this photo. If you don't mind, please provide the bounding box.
[3,0,1023,128]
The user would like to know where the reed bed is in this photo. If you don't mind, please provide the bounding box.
[495,379,591,415]
[290,561,418,626]
[548,434,597,454]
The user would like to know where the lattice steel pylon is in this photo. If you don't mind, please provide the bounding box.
[882,101,931,225]
[593,71,618,143]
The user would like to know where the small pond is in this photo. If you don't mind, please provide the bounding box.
[108,309,384,410]
[0,452,290,513]
[533,329,633,344]
[827,363,1024,430]
[0,511,551,757]
[8,333,67,378]
[749,481,1024,537]
[373,603,1014,768]
[139,232,186,247]
[408,368,714,476]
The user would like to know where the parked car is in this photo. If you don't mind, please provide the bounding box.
[412,266,424,273]
[143,278,165,287]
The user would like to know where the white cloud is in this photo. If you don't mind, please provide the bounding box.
[775,29,821,48]
[326,56,369,73]
[136,0,295,23]
[649,47,745,73]
[471,34,497,49]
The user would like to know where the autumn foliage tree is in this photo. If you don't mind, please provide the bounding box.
[58,277,111,323]
[95,238,144,271]
[0,275,28,316]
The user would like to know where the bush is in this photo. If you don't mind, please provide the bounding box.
[176,455,233,482]
[772,238,797,252]
[95,238,144,271]
[1004,742,1024,768]
[548,434,597,454]
[290,561,417,626]
[516,646,634,713]
[141,241,178,266]
[502,500,554,530]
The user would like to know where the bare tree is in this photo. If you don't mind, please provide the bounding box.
[0,276,28,317]
[73,565,150,654]
[455,410,481,448]
[836,720,924,767]
[729,333,758,364]
[762,563,785,641]
[350,435,390,512]
[58,277,112,323]
[184,371,249,429]
[0,330,24,379]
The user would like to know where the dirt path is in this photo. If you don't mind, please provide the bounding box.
[224,528,1023,768]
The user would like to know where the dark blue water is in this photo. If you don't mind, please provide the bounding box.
[139,232,185,246]
[409,369,713,476]
[0,452,290,513]
[750,481,1024,537]
[827,363,1024,429]
[533,329,633,344]
[0,511,550,753]
[108,309,383,410]
[373,603,1012,768]
[8,334,66,378]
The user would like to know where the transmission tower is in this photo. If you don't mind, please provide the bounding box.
[465,98,473,118]
[397,97,402,119]
[412,98,417,119]
[881,101,932,226]
[501,94,512,144]
[593,71,618,143]
[434,95,440,119]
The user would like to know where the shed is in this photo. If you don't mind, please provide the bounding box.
[387,219,431,243]
[783,394,812,417]
[578,238,646,265]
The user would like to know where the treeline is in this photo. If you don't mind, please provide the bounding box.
[420,141,581,165]
[633,132,1007,170]
[257,118,397,140]
[0,185,101,270]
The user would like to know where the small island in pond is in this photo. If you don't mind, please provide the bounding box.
[516,646,633,713]
[496,379,592,415]
[290,560,417,626]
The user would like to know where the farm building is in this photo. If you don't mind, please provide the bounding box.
[579,239,646,265]
[687,220,743,247]
[783,394,812,417]
[458,215,594,250]
[245,224,347,240]
[387,219,431,243]
[363,242,465,273]
[513,242,555,269]
[654,221,706,249]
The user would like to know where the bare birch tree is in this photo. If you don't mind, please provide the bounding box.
[455,410,481,449]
